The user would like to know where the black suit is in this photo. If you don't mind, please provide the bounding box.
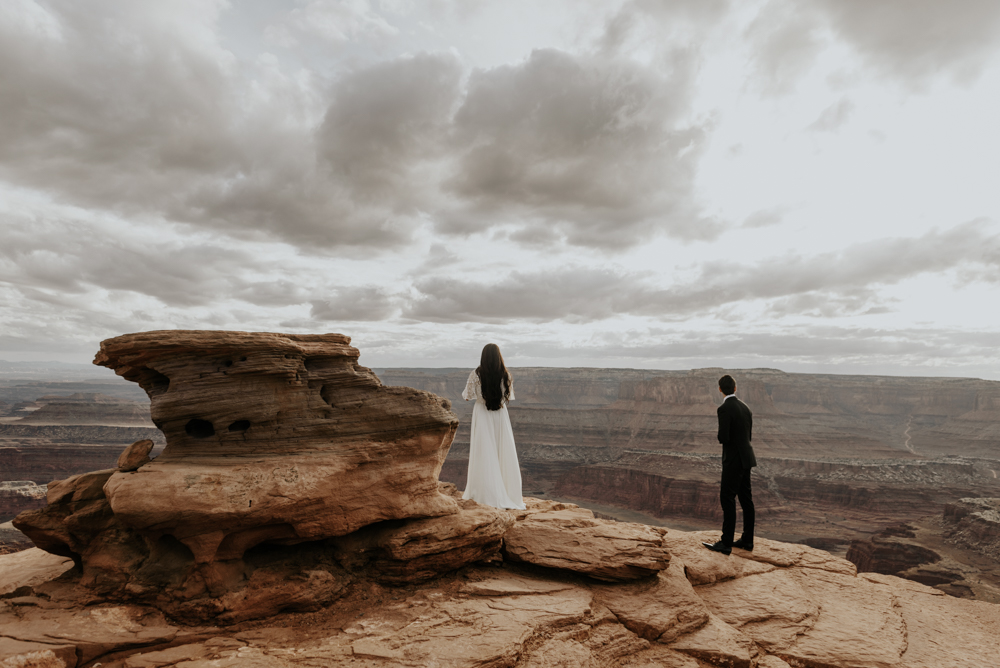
[717,395,756,545]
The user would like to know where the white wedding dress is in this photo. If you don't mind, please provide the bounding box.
[461,370,525,510]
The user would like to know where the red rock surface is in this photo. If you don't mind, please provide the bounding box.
[3,332,1000,666]
[504,499,672,581]
[3,508,1000,667]
[92,330,461,556]
[116,439,153,472]
[12,331,505,621]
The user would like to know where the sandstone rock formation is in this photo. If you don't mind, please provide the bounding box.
[116,439,154,472]
[504,499,671,581]
[13,330,474,617]
[3,510,1000,667]
[4,333,1000,666]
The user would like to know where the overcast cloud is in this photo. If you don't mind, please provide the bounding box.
[1,0,1000,379]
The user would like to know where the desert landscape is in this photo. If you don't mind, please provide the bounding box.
[3,359,1000,601]
[2,330,999,668]
[382,366,1000,601]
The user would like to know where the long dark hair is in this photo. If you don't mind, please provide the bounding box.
[476,343,511,411]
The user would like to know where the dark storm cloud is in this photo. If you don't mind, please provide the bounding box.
[0,1,415,250]
[0,2,243,211]
[405,222,1000,323]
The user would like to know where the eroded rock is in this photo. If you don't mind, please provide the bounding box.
[13,331,470,618]
[94,331,460,560]
[503,501,671,581]
[330,486,515,583]
[116,439,154,472]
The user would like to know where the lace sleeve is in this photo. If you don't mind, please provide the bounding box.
[461,370,478,401]
[507,372,515,402]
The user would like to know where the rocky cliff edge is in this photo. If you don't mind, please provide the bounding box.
[2,330,1000,668]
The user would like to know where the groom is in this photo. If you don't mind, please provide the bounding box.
[704,374,756,555]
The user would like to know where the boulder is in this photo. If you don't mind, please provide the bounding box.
[116,439,154,472]
[13,330,470,618]
[503,502,671,581]
[93,331,460,564]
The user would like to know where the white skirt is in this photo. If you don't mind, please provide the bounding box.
[463,401,525,510]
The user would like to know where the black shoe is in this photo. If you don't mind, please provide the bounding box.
[732,538,754,551]
[702,540,731,555]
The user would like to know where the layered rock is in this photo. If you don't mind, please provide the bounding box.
[381,366,1000,460]
[116,439,154,472]
[944,497,1000,561]
[14,330,473,617]
[18,394,153,426]
[92,331,460,550]
[0,480,46,523]
[0,443,163,486]
[846,528,943,579]
[4,336,1000,666]
[0,521,35,555]
[4,509,1000,667]
[503,499,671,581]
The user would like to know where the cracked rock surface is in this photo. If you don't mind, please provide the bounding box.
[4,507,1000,668]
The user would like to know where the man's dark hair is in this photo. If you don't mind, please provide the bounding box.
[719,374,736,395]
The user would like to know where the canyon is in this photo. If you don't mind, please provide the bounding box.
[2,330,999,668]
[0,381,161,521]
[379,367,1000,601]
[2,361,999,601]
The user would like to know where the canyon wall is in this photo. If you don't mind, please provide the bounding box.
[0,481,46,523]
[385,366,1000,601]
[944,498,1000,561]
[380,367,1000,460]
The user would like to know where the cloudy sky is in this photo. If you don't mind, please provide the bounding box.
[2,0,1000,378]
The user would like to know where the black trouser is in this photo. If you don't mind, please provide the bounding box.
[720,463,754,545]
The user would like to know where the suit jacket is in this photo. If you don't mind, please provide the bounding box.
[717,396,756,469]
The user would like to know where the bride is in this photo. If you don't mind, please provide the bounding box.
[461,343,525,510]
